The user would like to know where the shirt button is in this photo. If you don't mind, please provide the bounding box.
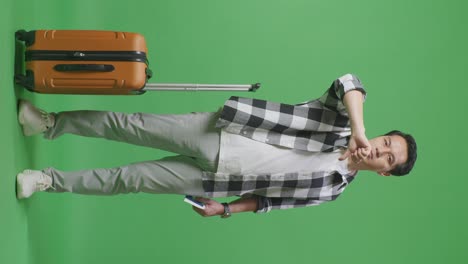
[242,131,247,135]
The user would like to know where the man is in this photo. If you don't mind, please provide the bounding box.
[16,74,417,218]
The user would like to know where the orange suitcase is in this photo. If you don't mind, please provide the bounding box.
[15,29,260,95]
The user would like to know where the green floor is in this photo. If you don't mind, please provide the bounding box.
[2,1,468,264]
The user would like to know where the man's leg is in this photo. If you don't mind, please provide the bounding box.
[43,155,206,196]
[43,110,220,169]
[19,101,220,166]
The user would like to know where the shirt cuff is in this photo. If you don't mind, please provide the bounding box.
[337,73,367,101]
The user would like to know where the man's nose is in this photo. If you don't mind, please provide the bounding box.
[376,147,390,158]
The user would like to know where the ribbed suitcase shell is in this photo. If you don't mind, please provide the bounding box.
[17,30,150,95]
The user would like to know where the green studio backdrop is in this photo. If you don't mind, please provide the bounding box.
[1,0,466,264]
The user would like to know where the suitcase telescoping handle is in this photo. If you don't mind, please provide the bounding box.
[143,83,261,92]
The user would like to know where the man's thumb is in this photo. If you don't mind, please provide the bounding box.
[339,150,350,161]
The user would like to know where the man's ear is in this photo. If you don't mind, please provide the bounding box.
[378,171,391,176]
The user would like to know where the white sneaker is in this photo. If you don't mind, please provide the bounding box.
[16,169,54,199]
[18,100,55,136]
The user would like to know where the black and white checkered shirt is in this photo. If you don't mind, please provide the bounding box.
[202,74,366,213]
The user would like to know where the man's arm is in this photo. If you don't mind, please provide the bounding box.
[192,196,258,217]
[192,196,326,216]
[343,90,366,135]
[339,90,371,162]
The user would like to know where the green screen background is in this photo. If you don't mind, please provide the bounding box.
[1,0,466,263]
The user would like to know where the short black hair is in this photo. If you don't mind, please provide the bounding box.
[384,130,417,176]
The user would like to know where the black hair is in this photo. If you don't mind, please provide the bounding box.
[384,130,417,176]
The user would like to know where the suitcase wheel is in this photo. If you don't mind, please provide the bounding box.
[15,30,36,46]
[14,70,34,91]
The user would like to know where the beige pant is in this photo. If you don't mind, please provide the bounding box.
[42,110,221,196]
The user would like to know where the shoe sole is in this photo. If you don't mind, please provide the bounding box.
[18,101,36,136]
[16,172,26,199]
[18,101,26,125]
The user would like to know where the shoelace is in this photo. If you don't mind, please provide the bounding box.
[36,172,56,191]
[39,109,54,129]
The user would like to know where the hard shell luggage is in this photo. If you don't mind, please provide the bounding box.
[14,29,260,95]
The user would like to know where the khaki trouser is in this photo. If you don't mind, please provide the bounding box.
[42,110,221,196]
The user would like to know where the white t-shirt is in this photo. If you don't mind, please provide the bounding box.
[217,130,352,176]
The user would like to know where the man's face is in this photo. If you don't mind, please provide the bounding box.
[361,135,408,176]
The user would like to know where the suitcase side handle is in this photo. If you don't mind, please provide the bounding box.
[54,64,115,72]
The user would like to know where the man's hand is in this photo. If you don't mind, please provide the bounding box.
[339,131,371,163]
[191,197,224,217]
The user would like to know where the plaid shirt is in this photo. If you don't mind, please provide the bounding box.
[202,74,366,213]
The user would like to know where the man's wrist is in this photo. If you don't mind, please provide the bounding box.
[351,124,365,135]
[220,202,232,218]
